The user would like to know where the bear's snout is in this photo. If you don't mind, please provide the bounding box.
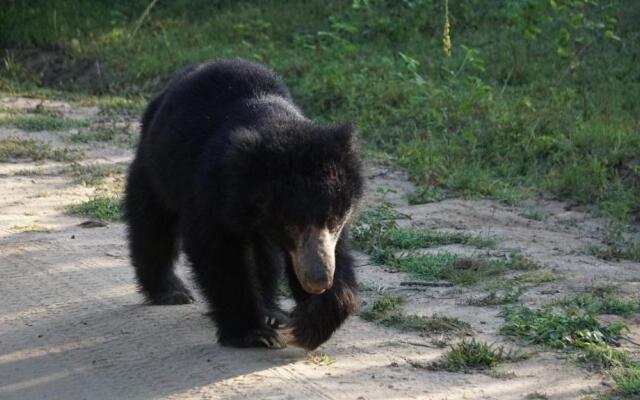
[290,226,337,294]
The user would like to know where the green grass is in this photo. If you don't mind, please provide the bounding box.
[501,305,628,351]
[353,202,538,286]
[523,208,550,221]
[360,295,470,335]
[425,339,526,372]
[66,196,122,221]
[0,137,83,161]
[0,113,90,131]
[406,186,447,205]
[352,203,496,253]
[374,251,537,286]
[75,95,146,116]
[1,0,639,223]
[558,293,640,318]
[63,162,126,186]
[586,242,640,263]
[67,125,136,147]
[611,366,640,397]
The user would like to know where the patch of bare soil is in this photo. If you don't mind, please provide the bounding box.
[1,96,638,399]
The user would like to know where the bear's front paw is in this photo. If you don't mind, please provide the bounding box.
[219,328,287,349]
[265,309,291,329]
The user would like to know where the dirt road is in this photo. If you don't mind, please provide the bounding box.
[1,97,638,399]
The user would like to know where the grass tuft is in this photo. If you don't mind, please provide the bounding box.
[63,162,126,186]
[66,196,122,221]
[0,113,89,131]
[464,287,526,306]
[360,295,470,335]
[611,365,640,397]
[558,293,640,318]
[426,339,526,372]
[0,137,83,162]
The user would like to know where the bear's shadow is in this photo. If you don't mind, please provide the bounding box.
[1,296,303,400]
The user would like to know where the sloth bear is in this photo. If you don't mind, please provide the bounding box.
[124,59,364,350]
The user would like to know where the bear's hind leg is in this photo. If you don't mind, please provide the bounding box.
[124,162,193,305]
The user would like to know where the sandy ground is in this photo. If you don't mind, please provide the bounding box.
[1,97,639,400]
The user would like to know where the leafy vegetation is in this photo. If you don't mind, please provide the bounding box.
[66,196,122,221]
[501,305,628,350]
[502,302,639,397]
[423,339,526,372]
[1,0,638,224]
[306,352,336,366]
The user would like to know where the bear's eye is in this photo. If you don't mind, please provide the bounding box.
[282,225,309,247]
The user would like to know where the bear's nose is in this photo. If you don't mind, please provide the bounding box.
[302,276,333,294]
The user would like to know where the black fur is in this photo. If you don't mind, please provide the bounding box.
[124,59,363,350]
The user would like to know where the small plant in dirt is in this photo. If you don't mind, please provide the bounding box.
[524,393,549,400]
[0,137,83,162]
[464,287,526,306]
[360,295,470,335]
[586,242,640,263]
[0,113,90,131]
[425,339,526,372]
[66,196,122,221]
[306,352,335,366]
[406,186,446,205]
[585,223,640,263]
[522,208,550,221]
[64,162,126,186]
